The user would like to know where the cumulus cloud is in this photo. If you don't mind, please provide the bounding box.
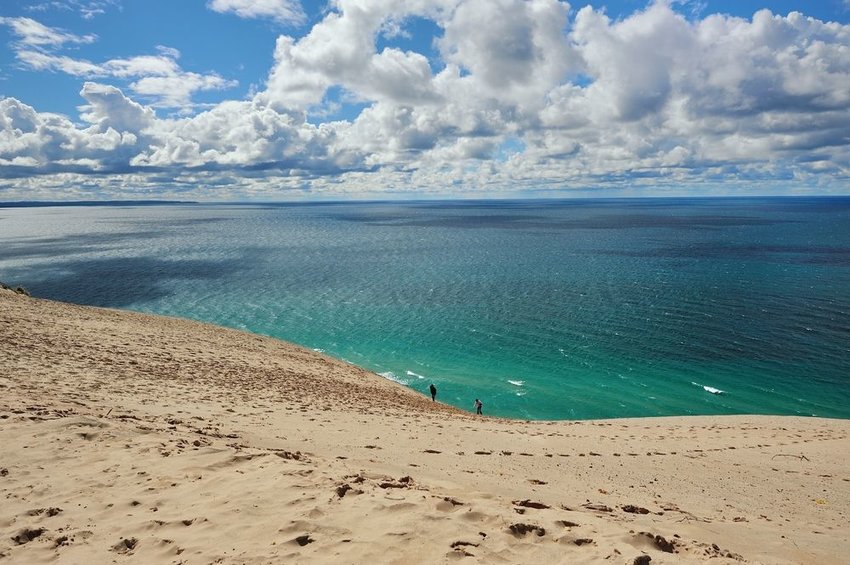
[207,0,305,25]
[263,1,442,110]
[2,0,850,199]
[0,83,356,180]
[79,82,155,133]
[438,0,575,102]
[261,0,575,112]
[571,4,687,121]
[131,99,335,169]
[0,91,144,174]
[531,3,850,184]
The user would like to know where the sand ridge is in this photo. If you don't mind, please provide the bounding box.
[2,289,849,564]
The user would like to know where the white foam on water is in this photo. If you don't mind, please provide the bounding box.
[312,348,325,353]
[379,371,407,385]
[692,381,725,395]
[508,380,525,387]
[406,370,426,379]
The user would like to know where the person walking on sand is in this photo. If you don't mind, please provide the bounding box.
[474,398,483,415]
[429,383,437,401]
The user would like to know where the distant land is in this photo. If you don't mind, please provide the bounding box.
[0,200,198,208]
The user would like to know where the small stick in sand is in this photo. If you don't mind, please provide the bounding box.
[771,454,811,462]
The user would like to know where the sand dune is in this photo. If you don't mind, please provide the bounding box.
[1,289,849,564]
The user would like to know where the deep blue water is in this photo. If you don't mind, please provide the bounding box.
[2,197,849,420]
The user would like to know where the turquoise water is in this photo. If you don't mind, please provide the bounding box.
[1,198,849,420]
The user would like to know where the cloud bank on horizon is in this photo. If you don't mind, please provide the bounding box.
[1,0,849,200]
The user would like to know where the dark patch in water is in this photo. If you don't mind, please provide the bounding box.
[802,255,850,267]
[112,217,233,228]
[333,212,788,231]
[0,231,165,261]
[21,255,243,307]
[597,243,850,265]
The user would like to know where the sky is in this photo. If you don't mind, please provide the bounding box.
[1,0,850,201]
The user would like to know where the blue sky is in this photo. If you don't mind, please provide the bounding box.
[1,0,850,200]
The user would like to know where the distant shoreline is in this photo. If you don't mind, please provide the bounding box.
[0,200,198,208]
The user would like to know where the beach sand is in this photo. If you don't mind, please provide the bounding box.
[1,289,849,564]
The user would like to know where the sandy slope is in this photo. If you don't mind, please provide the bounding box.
[1,289,849,564]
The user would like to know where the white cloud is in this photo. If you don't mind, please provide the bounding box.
[262,0,573,112]
[102,54,183,78]
[262,0,457,111]
[207,0,305,25]
[0,93,143,173]
[0,16,96,47]
[79,82,155,133]
[438,0,575,103]
[17,49,103,75]
[131,99,325,168]
[571,3,689,121]
[130,73,238,111]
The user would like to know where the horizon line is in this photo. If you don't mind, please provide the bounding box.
[4,194,850,208]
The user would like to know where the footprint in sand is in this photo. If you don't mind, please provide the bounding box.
[293,534,314,546]
[513,499,550,510]
[12,528,45,545]
[111,537,138,554]
[509,523,546,537]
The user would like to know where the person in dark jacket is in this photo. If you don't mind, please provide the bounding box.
[429,383,437,401]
